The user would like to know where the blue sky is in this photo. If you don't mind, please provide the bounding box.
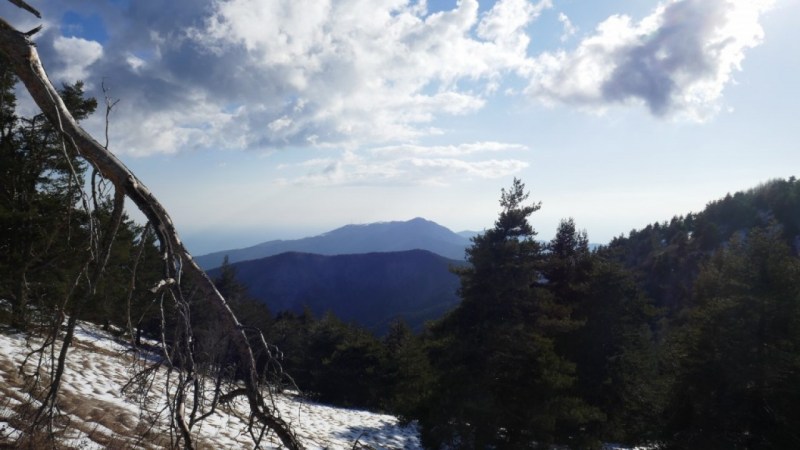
[3,0,798,254]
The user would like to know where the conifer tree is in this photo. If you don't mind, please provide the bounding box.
[382,319,433,419]
[663,225,800,448]
[568,258,663,444]
[546,218,592,298]
[420,179,592,449]
[0,55,97,329]
[544,218,664,446]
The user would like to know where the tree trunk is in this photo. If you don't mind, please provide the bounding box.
[0,15,301,450]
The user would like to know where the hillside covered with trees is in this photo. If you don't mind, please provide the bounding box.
[209,249,464,334]
[206,177,800,449]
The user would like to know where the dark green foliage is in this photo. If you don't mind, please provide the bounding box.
[0,55,162,336]
[209,249,464,334]
[265,310,390,409]
[605,178,800,312]
[565,258,664,444]
[251,177,799,449]
[418,179,594,449]
[545,218,593,305]
[538,218,664,446]
[662,226,800,449]
[217,256,275,342]
[1,56,90,328]
[381,319,433,420]
[211,258,435,411]
[0,57,90,328]
[302,312,388,407]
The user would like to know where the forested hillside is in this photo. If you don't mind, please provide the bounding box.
[209,249,464,333]
[209,177,800,449]
[604,177,800,312]
[0,62,163,334]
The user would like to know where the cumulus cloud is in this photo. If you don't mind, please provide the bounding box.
[187,0,552,148]
[27,0,548,156]
[22,0,775,160]
[527,0,774,120]
[280,141,529,186]
[51,36,104,84]
[557,12,577,42]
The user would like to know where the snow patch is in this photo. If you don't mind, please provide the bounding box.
[0,321,420,449]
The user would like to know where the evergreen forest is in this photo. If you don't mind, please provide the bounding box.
[2,53,800,448]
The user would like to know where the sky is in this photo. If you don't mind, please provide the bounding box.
[2,0,799,254]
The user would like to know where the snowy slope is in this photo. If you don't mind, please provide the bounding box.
[0,320,421,449]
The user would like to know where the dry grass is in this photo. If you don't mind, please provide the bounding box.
[57,386,171,449]
[1,323,421,449]
[0,328,174,449]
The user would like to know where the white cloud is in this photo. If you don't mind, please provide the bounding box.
[557,12,577,42]
[268,116,293,132]
[105,91,242,156]
[287,156,530,187]
[30,0,777,157]
[52,36,103,84]
[526,0,775,120]
[410,157,530,179]
[29,0,549,156]
[279,141,529,186]
[176,0,547,150]
[371,141,528,157]
[478,0,551,52]
[125,53,146,71]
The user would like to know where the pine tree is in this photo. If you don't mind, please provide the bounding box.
[544,218,665,446]
[0,55,97,329]
[662,225,800,448]
[568,258,663,445]
[214,256,250,304]
[545,218,592,299]
[383,319,433,420]
[420,179,591,449]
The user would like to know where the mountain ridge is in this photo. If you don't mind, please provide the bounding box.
[196,217,471,269]
[210,248,464,333]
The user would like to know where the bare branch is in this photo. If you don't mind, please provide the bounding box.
[7,0,41,18]
[101,79,119,150]
[126,223,151,343]
[0,14,302,450]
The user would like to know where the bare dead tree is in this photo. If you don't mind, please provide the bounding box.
[1,3,302,449]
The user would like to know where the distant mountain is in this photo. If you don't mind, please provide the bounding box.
[196,217,471,269]
[210,249,464,333]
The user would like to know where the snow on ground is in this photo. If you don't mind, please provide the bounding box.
[0,319,421,449]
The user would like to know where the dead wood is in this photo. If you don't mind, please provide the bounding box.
[0,9,301,450]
